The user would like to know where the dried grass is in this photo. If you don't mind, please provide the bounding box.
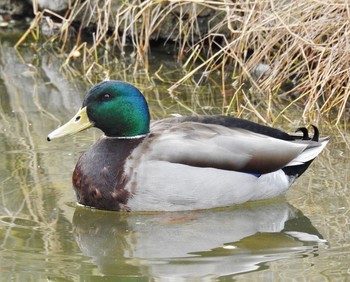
[17,0,350,124]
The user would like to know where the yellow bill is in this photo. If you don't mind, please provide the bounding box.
[47,107,93,141]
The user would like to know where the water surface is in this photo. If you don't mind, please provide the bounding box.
[0,33,349,281]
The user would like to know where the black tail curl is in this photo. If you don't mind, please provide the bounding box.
[294,125,319,141]
[283,125,321,178]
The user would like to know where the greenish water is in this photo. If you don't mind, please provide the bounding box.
[0,33,349,281]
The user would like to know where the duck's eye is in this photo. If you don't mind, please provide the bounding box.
[100,93,112,102]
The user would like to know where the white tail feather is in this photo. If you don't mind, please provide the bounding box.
[286,137,330,166]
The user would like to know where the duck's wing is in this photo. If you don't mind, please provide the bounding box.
[147,119,327,174]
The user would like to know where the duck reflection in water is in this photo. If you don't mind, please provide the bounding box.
[72,199,326,278]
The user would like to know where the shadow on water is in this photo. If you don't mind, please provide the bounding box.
[0,30,349,280]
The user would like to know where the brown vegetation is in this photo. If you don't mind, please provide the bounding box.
[17,0,350,124]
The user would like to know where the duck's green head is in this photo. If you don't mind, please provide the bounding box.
[47,80,150,140]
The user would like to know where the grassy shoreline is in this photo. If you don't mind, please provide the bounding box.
[16,0,350,124]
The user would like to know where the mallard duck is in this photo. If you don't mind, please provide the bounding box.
[47,80,329,212]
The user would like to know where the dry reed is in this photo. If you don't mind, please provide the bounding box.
[16,0,350,124]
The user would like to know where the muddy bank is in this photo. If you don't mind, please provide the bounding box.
[0,0,227,42]
[0,0,69,16]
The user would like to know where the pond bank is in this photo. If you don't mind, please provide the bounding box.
[0,0,225,42]
[1,0,349,123]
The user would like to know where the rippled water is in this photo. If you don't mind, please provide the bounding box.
[0,31,349,281]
